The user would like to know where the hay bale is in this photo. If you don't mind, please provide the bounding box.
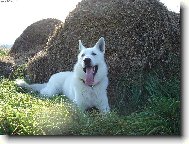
[0,56,14,78]
[9,18,63,65]
[0,61,13,78]
[27,0,180,109]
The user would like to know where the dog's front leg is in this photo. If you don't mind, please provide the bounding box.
[73,90,88,112]
[96,91,110,113]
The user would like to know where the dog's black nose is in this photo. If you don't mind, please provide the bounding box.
[84,58,91,66]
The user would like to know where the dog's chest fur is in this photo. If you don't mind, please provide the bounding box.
[78,82,102,106]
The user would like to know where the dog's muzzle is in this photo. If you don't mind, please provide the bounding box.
[83,65,98,75]
[83,58,91,67]
[83,58,98,76]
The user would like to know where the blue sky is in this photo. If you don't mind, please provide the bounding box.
[0,0,181,45]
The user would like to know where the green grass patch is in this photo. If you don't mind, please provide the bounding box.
[0,72,181,135]
[0,48,8,56]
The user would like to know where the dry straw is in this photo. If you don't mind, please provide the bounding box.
[9,18,62,65]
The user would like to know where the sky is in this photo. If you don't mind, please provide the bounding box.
[0,0,181,45]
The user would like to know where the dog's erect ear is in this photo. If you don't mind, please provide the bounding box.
[95,37,105,53]
[79,40,86,51]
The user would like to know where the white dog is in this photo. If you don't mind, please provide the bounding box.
[16,37,110,113]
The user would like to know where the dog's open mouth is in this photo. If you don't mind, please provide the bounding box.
[83,65,98,86]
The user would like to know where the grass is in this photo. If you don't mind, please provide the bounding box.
[0,73,181,135]
[0,49,181,136]
[0,48,8,57]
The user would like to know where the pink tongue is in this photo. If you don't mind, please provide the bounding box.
[85,67,94,85]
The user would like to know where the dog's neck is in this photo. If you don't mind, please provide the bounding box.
[80,79,100,88]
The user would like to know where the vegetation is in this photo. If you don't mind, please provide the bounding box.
[0,48,8,57]
[0,49,181,135]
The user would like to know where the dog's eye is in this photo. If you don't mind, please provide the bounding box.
[91,52,96,56]
[81,53,85,57]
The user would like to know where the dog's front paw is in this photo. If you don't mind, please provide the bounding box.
[98,105,110,114]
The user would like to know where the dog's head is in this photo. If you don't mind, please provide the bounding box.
[77,37,106,86]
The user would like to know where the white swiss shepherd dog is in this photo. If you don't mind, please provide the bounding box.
[16,37,110,113]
